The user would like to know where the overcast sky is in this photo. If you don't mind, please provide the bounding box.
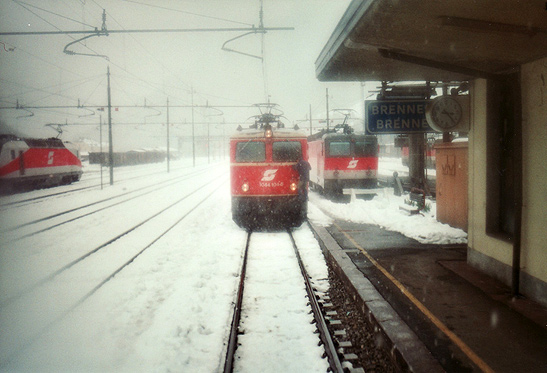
[0,0,375,150]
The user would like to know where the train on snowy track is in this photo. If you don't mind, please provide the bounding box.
[89,149,166,167]
[0,134,82,192]
[230,106,309,229]
[308,123,379,197]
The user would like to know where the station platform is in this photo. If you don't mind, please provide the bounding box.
[308,220,547,373]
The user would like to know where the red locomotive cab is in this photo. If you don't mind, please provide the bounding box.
[230,114,308,229]
[308,129,379,197]
[0,135,83,192]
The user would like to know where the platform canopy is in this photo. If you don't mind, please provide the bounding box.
[315,0,547,82]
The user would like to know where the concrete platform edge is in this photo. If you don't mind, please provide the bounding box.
[307,220,444,373]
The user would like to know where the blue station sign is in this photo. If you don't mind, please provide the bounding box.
[365,100,434,134]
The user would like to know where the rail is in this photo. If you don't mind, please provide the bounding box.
[288,230,344,373]
[223,230,343,373]
[223,232,251,373]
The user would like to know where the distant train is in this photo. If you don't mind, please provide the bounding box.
[230,109,308,229]
[308,124,378,196]
[89,149,166,167]
[0,134,82,192]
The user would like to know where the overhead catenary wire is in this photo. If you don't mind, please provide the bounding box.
[11,0,107,58]
[0,74,104,103]
[2,1,294,131]
[260,0,269,102]
[5,3,289,106]
[0,26,294,36]
[80,75,107,106]
[0,43,98,89]
[13,0,97,29]
[81,0,259,106]
[0,103,256,110]
[88,1,194,96]
[121,0,254,27]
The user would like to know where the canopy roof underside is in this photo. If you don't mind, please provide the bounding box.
[316,0,547,82]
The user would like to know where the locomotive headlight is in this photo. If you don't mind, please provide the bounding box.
[241,182,250,192]
[264,124,273,138]
[290,182,297,191]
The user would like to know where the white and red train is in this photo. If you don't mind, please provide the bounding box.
[0,134,82,192]
[308,128,378,196]
[230,112,308,229]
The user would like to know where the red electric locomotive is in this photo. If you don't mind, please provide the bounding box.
[0,134,83,192]
[308,123,378,197]
[230,108,308,229]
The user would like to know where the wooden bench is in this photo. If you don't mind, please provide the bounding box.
[399,188,426,215]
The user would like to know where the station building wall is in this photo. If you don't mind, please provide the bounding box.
[468,57,547,307]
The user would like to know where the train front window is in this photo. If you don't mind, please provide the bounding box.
[235,141,265,162]
[355,140,377,157]
[328,141,350,157]
[272,141,302,162]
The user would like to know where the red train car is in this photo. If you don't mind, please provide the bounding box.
[0,134,82,192]
[230,112,308,229]
[308,129,378,196]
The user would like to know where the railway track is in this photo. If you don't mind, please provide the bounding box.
[0,178,226,368]
[222,229,345,373]
[0,167,213,240]
[0,175,227,306]
[0,162,204,210]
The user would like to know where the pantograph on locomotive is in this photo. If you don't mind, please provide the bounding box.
[307,110,379,197]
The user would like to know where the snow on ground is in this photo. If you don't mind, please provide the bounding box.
[309,188,467,245]
[0,159,331,372]
[0,156,466,371]
[234,232,328,373]
[2,160,250,372]
[308,156,466,245]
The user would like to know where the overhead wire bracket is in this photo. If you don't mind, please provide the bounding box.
[221,0,270,60]
[77,99,96,117]
[15,99,34,119]
[63,9,109,60]
[143,98,162,125]
[221,29,266,60]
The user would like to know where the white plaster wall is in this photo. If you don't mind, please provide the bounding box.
[520,57,547,285]
[468,58,547,299]
[468,79,513,273]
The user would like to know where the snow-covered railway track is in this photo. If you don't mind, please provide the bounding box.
[0,163,203,211]
[223,229,342,373]
[0,175,227,306]
[1,167,211,241]
[0,178,226,368]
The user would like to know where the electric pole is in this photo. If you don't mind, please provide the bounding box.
[107,66,113,185]
[326,88,330,132]
[191,87,195,167]
[166,97,170,173]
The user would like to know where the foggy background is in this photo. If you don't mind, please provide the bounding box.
[1,0,373,153]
